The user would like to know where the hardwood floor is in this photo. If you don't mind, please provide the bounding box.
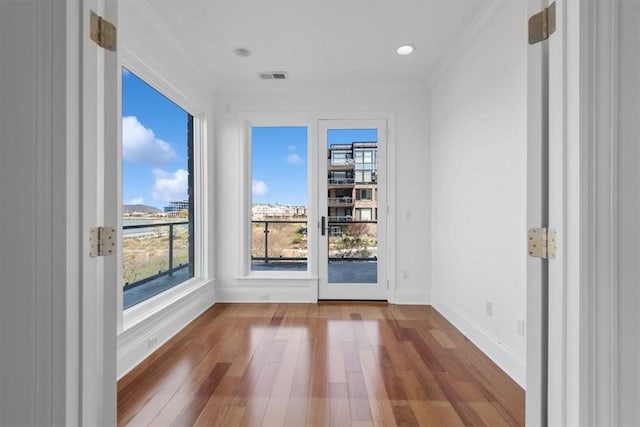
[118,303,524,426]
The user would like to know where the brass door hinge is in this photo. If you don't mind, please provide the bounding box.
[89,226,116,258]
[528,228,556,259]
[528,2,556,44]
[90,11,117,51]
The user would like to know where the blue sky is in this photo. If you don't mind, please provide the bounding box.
[122,68,190,209]
[252,127,377,206]
[251,127,308,206]
[327,128,377,146]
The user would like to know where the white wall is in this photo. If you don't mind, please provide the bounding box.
[214,87,430,303]
[617,1,640,424]
[429,1,527,386]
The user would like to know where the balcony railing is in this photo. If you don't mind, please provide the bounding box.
[251,219,378,263]
[328,177,355,185]
[327,197,354,206]
[252,220,308,263]
[327,215,353,222]
[329,158,354,166]
[122,221,191,290]
[328,159,355,169]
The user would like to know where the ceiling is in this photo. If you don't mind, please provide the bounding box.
[143,0,488,90]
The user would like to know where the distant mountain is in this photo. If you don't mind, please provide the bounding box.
[122,204,162,214]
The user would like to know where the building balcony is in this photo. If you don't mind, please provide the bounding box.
[328,177,355,187]
[328,159,355,170]
[328,197,354,207]
[327,215,353,222]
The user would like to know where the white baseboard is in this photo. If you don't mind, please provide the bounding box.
[216,285,316,303]
[117,281,216,379]
[216,277,318,302]
[432,298,526,388]
[393,288,430,305]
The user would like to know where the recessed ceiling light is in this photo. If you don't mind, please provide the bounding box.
[233,47,251,57]
[396,44,415,55]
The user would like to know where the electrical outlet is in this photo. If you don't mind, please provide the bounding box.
[485,301,493,316]
[402,270,409,279]
[260,293,269,300]
[517,319,526,337]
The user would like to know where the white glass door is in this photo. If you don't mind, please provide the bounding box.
[318,120,388,300]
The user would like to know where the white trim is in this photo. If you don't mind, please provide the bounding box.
[581,1,619,425]
[216,280,318,303]
[427,0,502,88]
[61,1,82,424]
[393,289,430,305]
[525,1,548,425]
[432,298,526,387]
[78,0,119,424]
[117,281,215,378]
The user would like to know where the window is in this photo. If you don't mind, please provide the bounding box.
[356,208,373,221]
[355,170,373,183]
[251,126,308,272]
[121,68,194,309]
[356,189,373,201]
[331,151,350,165]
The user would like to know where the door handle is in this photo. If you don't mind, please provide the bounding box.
[321,216,326,236]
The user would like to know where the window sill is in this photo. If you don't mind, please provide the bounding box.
[121,277,212,332]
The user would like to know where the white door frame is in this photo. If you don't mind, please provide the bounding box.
[317,119,389,300]
[527,1,619,426]
[525,2,549,425]
[79,0,118,424]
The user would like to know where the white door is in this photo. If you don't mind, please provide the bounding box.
[80,0,119,424]
[318,119,388,300]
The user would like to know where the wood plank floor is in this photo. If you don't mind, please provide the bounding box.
[118,303,524,426]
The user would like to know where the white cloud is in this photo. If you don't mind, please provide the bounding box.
[286,153,302,164]
[288,145,297,151]
[122,116,177,165]
[152,169,188,202]
[252,180,269,196]
[125,197,144,205]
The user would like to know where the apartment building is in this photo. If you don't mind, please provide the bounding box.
[327,142,378,226]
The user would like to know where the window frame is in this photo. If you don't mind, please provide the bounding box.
[238,115,317,279]
[118,59,211,332]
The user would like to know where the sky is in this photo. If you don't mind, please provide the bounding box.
[252,127,377,207]
[251,127,308,206]
[122,68,190,209]
[121,68,377,209]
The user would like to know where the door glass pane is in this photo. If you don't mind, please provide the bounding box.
[251,127,308,272]
[121,68,195,309]
[327,129,378,284]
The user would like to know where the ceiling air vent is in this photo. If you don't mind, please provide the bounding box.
[259,71,288,80]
